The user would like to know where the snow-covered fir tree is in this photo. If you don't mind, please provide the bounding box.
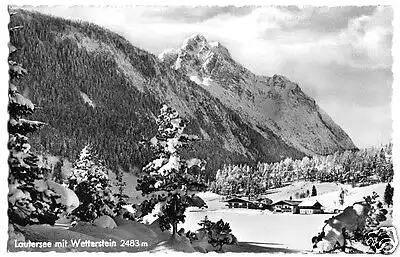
[136,104,207,235]
[8,10,66,225]
[70,156,116,222]
[67,144,95,190]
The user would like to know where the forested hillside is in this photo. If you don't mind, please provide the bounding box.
[9,10,304,177]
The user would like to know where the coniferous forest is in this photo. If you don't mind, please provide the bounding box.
[211,143,393,196]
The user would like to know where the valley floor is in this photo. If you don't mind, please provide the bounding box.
[9,182,391,253]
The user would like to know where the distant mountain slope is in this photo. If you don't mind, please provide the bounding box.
[160,34,357,155]
[10,10,305,177]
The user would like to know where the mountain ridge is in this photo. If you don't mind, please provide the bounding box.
[159,33,357,155]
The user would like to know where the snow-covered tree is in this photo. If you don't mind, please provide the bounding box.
[67,144,95,190]
[70,158,116,222]
[8,10,66,225]
[136,104,207,235]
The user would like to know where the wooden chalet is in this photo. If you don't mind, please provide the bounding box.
[225,197,270,210]
[271,200,302,214]
[298,200,324,214]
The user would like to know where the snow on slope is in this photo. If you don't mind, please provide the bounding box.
[79,91,95,107]
[308,183,387,212]
[263,181,352,203]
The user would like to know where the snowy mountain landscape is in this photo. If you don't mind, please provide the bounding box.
[7,6,396,255]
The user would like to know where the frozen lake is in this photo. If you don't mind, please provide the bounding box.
[182,209,332,252]
[180,209,332,251]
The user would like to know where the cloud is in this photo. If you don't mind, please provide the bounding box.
[274,6,377,33]
[253,6,393,70]
[141,6,255,23]
[338,6,393,69]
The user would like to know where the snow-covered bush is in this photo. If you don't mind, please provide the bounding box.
[312,192,396,253]
[8,10,66,225]
[136,104,207,235]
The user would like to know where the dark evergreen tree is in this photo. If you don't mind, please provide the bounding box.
[312,185,317,196]
[113,169,134,219]
[339,189,345,206]
[198,215,214,230]
[383,183,393,206]
[52,160,63,184]
[8,9,66,226]
[136,104,207,236]
[205,219,237,252]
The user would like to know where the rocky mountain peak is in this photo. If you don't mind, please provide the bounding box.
[179,33,231,60]
[159,35,356,156]
[181,33,208,50]
[159,34,248,90]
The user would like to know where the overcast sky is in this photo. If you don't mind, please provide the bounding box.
[29,5,393,148]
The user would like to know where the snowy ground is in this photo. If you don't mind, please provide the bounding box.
[13,181,389,253]
[183,210,331,252]
[180,182,389,252]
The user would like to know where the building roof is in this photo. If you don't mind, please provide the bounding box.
[272,200,302,206]
[225,198,251,203]
[298,199,323,208]
[255,198,273,204]
[225,197,272,206]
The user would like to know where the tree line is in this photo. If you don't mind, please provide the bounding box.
[211,143,393,196]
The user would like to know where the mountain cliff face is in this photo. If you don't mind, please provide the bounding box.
[10,10,309,177]
[159,34,356,155]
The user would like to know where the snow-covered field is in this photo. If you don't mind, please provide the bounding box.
[183,210,331,252]
[180,182,390,252]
